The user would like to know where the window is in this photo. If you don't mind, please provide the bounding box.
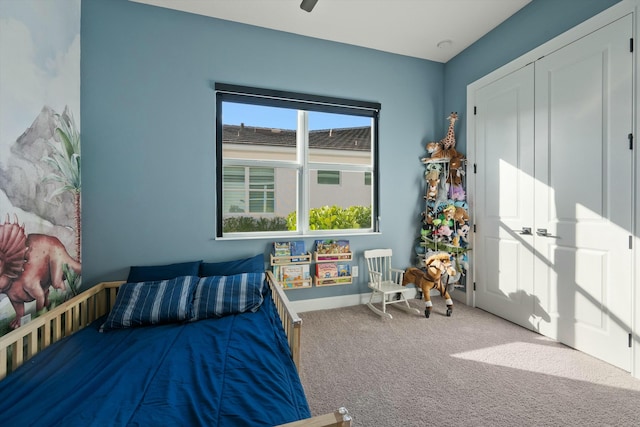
[216,83,380,237]
[223,166,275,213]
[317,170,340,185]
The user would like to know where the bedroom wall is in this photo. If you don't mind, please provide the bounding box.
[81,0,624,303]
[80,0,444,300]
[443,0,621,153]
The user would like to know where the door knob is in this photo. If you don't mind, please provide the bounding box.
[518,227,532,235]
[536,228,551,237]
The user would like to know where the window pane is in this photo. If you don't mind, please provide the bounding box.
[221,166,297,233]
[308,111,372,165]
[310,169,372,230]
[222,102,298,162]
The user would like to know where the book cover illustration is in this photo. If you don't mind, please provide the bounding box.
[273,241,291,257]
[314,239,351,260]
[281,264,311,288]
[336,263,351,277]
[316,262,338,278]
[289,240,306,262]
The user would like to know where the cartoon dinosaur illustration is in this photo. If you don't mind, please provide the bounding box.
[0,214,81,329]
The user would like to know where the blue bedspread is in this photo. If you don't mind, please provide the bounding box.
[0,293,310,426]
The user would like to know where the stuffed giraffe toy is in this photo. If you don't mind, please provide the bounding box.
[426,112,460,160]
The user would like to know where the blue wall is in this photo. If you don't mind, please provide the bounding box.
[444,0,621,153]
[80,0,443,299]
[81,0,621,301]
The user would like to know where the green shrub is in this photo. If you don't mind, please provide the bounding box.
[287,205,371,230]
[224,206,371,233]
[223,216,288,232]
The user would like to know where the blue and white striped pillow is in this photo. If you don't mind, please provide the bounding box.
[100,275,198,331]
[190,272,265,321]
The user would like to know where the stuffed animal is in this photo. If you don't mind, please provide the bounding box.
[425,113,460,161]
[402,252,457,318]
[449,183,466,201]
[425,177,439,200]
[434,224,453,242]
[434,178,449,208]
[442,205,456,222]
[447,155,465,186]
[424,141,446,159]
[458,224,470,243]
[422,211,434,227]
[453,206,469,226]
[425,162,442,181]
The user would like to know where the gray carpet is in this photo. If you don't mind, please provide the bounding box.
[298,297,640,427]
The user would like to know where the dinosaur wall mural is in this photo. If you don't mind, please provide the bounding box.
[0,0,81,335]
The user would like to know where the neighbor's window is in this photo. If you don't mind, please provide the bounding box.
[222,166,275,213]
[215,83,380,237]
[317,170,340,185]
[364,172,372,186]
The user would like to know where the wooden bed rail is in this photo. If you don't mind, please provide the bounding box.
[278,407,352,427]
[266,270,303,370]
[0,281,124,380]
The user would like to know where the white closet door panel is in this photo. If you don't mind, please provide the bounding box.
[473,64,536,329]
[534,14,633,371]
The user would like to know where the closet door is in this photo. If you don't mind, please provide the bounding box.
[534,14,633,371]
[473,64,536,329]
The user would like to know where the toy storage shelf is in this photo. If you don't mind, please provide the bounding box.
[419,153,470,294]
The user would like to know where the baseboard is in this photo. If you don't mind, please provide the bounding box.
[291,287,467,313]
[291,292,373,313]
[291,287,423,313]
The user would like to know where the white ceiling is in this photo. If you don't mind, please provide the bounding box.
[131,0,532,63]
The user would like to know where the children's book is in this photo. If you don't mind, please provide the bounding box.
[336,263,351,277]
[281,264,310,288]
[314,239,333,254]
[273,241,291,257]
[289,240,306,262]
[335,240,350,254]
[316,263,338,278]
[315,239,351,260]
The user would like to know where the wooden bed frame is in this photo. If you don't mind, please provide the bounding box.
[0,272,351,427]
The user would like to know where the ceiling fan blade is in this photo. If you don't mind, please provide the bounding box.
[300,0,318,13]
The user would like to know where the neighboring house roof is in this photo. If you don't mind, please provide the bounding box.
[222,124,371,151]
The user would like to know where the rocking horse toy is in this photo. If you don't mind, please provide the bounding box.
[402,252,457,318]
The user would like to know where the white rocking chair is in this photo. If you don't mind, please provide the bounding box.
[364,249,420,319]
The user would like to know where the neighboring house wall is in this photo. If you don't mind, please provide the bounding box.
[223,139,371,218]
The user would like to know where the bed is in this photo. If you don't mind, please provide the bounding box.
[0,258,351,427]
